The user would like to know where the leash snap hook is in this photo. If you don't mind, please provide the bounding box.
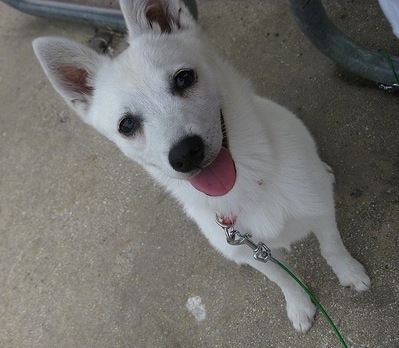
[225,229,249,246]
[253,243,275,263]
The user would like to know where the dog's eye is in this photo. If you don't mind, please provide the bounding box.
[118,114,139,137]
[174,69,196,90]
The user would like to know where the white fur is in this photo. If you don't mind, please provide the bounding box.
[33,0,370,332]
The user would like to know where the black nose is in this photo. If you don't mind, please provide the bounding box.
[169,135,205,173]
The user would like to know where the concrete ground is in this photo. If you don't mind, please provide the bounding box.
[0,0,398,347]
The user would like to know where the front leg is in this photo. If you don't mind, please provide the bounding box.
[244,249,316,332]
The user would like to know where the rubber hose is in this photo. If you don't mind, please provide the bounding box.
[286,0,399,85]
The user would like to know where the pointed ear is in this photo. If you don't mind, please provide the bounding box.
[120,0,195,40]
[32,37,108,120]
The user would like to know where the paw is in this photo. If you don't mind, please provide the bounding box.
[286,295,316,333]
[333,258,371,292]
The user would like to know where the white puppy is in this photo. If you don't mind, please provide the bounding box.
[33,0,370,332]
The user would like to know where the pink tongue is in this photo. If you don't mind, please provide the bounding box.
[189,148,236,196]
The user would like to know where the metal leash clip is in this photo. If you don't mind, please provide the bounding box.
[215,213,277,263]
[253,242,274,263]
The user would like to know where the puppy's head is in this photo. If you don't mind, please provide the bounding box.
[33,0,235,196]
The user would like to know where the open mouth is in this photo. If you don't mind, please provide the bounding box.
[189,110,236,197]
[221,110,229,149]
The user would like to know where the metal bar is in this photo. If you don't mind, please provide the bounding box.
[2,0,198,31]
[2,0,126,31]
